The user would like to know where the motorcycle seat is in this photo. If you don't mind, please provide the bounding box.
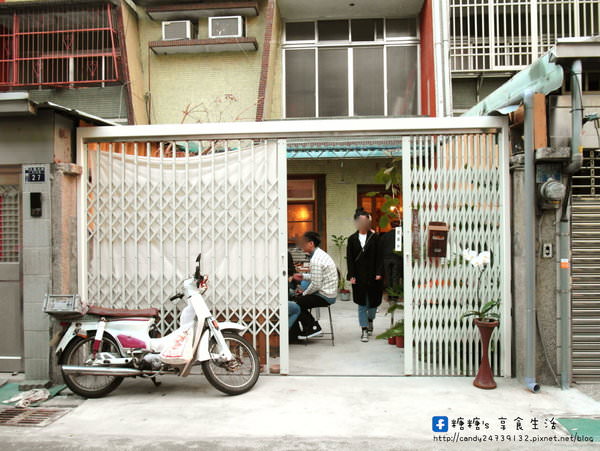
[87,305,159,318]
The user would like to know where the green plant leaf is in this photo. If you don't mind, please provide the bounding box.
[387,303,404,314]
[379,215,390,228]
[460,311,479,320]
[480,299,500,315]
[375,321,404,339]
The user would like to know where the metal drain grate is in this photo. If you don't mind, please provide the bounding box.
[0,407,70,427]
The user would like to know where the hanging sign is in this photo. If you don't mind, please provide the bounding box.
[394,226,402,252]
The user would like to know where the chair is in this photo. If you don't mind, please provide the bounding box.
[304,304,335,346]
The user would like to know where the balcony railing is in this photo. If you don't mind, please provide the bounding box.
[0,3,121,88]
[450,0,600,73]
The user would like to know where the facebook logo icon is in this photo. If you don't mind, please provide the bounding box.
[432,416,449,432]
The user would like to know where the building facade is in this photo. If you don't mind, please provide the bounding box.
[0,0,599,384]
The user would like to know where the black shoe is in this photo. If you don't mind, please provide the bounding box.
[367,320,374,335]
[361,328,369,342]
[298,322,323,340]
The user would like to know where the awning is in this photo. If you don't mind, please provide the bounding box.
[286,143,403,159]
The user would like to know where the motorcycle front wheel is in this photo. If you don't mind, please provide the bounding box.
[61,336,124,398]
[201,331,259,395]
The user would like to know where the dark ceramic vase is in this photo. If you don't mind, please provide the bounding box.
[473,318,499,389]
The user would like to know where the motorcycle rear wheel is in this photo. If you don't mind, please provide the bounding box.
[61,336,124,398]
[201,331,259,395]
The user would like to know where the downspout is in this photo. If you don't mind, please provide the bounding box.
[440,0,453,116]
[565,60,584,175]
[558,59,583,389]
[524,91,541,393]
[432,0,444,117]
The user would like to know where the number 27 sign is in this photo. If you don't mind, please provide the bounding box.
[25,167,45,183]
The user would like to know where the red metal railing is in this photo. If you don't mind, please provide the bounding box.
[0,3,121,88]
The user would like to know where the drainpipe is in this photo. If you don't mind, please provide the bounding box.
[565,60,584,175]
[524,90,541,393]
[558,59,583,389]
[440,0,453,116]
[432,0,444,117]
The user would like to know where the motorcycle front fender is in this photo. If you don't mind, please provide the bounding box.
[196,321,246,362]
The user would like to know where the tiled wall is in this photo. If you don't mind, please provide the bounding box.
[22,163,52,379]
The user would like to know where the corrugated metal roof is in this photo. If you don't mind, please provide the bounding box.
[286,138,404,159]
[28,86,128,122]
[0,92,118,125]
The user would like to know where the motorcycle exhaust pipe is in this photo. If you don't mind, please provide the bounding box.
[61,365,146,377]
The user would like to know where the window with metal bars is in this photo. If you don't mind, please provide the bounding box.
[450,0,600,72]
[0,3,121,88]
[0,185,19,263]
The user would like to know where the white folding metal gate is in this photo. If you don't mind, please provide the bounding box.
[402,132,511,376]
[79,138,288,372]
[77,117,511,377]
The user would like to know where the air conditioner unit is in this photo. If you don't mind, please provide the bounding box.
[208,16,244,39]
[162,20,193,40]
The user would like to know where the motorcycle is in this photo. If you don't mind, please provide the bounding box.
[54,254,260,397]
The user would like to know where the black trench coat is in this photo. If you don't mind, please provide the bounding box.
[346,230,384,308]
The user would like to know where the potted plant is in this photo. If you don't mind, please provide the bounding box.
[375,299,405,345]
[376,320,404,347]
[385,283,403,303]
[331,234,351,301]
[338,284,351,302]
[460,249,500,390]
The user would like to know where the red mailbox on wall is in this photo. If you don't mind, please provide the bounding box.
[427,222,449,258]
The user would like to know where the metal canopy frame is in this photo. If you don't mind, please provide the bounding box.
[77,116,511,376]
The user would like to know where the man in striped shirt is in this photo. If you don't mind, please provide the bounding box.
[292,231,338,339]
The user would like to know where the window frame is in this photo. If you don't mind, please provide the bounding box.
[287,174,327,248]
[282,18,420,119]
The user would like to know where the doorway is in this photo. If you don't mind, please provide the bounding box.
[287,168,405,376]
[0,166,23,372]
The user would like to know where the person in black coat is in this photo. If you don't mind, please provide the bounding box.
[379,219,404,294]
[346,208,384,342]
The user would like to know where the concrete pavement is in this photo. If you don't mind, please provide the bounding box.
[2,374,600,450]
[289,298,404,376]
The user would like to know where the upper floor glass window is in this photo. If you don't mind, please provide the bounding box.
[283,18,419,118]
